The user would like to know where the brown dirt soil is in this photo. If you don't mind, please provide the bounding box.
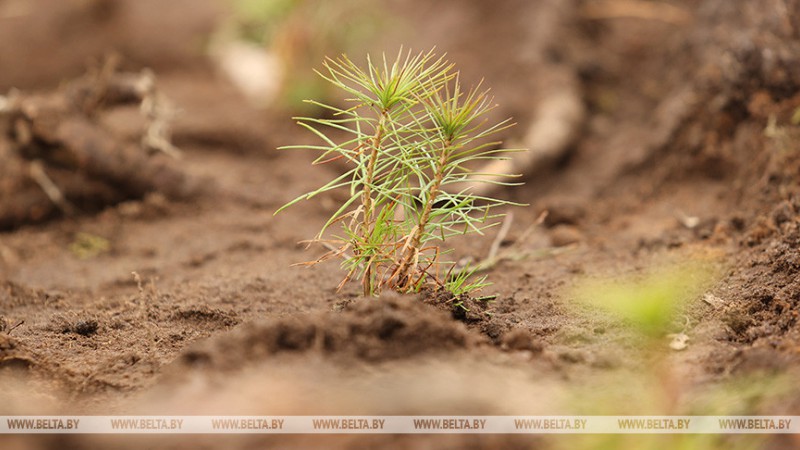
[2,1,800,449]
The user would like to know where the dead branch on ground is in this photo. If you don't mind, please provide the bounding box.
[0,60,199,229]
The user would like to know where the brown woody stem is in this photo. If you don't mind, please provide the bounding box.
[359,113,387,296]
[395,139,451,290]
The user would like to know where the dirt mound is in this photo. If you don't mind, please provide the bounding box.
[167,292,479,376]
[720,197,800,372]
[2,2,800,450]
[562,0,800,377]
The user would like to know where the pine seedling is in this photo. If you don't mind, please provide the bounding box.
[277,49,522,297]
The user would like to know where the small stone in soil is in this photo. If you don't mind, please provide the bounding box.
[550,225,583,247]
[668,333,689,351]
[73,320,99,336]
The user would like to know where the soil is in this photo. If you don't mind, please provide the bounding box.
[1,1,800,449]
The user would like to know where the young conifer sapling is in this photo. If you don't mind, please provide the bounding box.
[277,49,522,298]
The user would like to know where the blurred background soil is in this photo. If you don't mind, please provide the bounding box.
[1,0,799,449]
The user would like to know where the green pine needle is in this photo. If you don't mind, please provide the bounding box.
[277,49,523,297]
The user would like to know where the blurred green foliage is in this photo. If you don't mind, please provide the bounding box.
[572,262,714,339]
[228,0,384,111]
[561,260,793,450]
[69,232,110,260]
[230,0,295,43]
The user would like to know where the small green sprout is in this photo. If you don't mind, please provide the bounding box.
[69,232,110,260]
[278,49,522,297]
[445,264,491,298]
